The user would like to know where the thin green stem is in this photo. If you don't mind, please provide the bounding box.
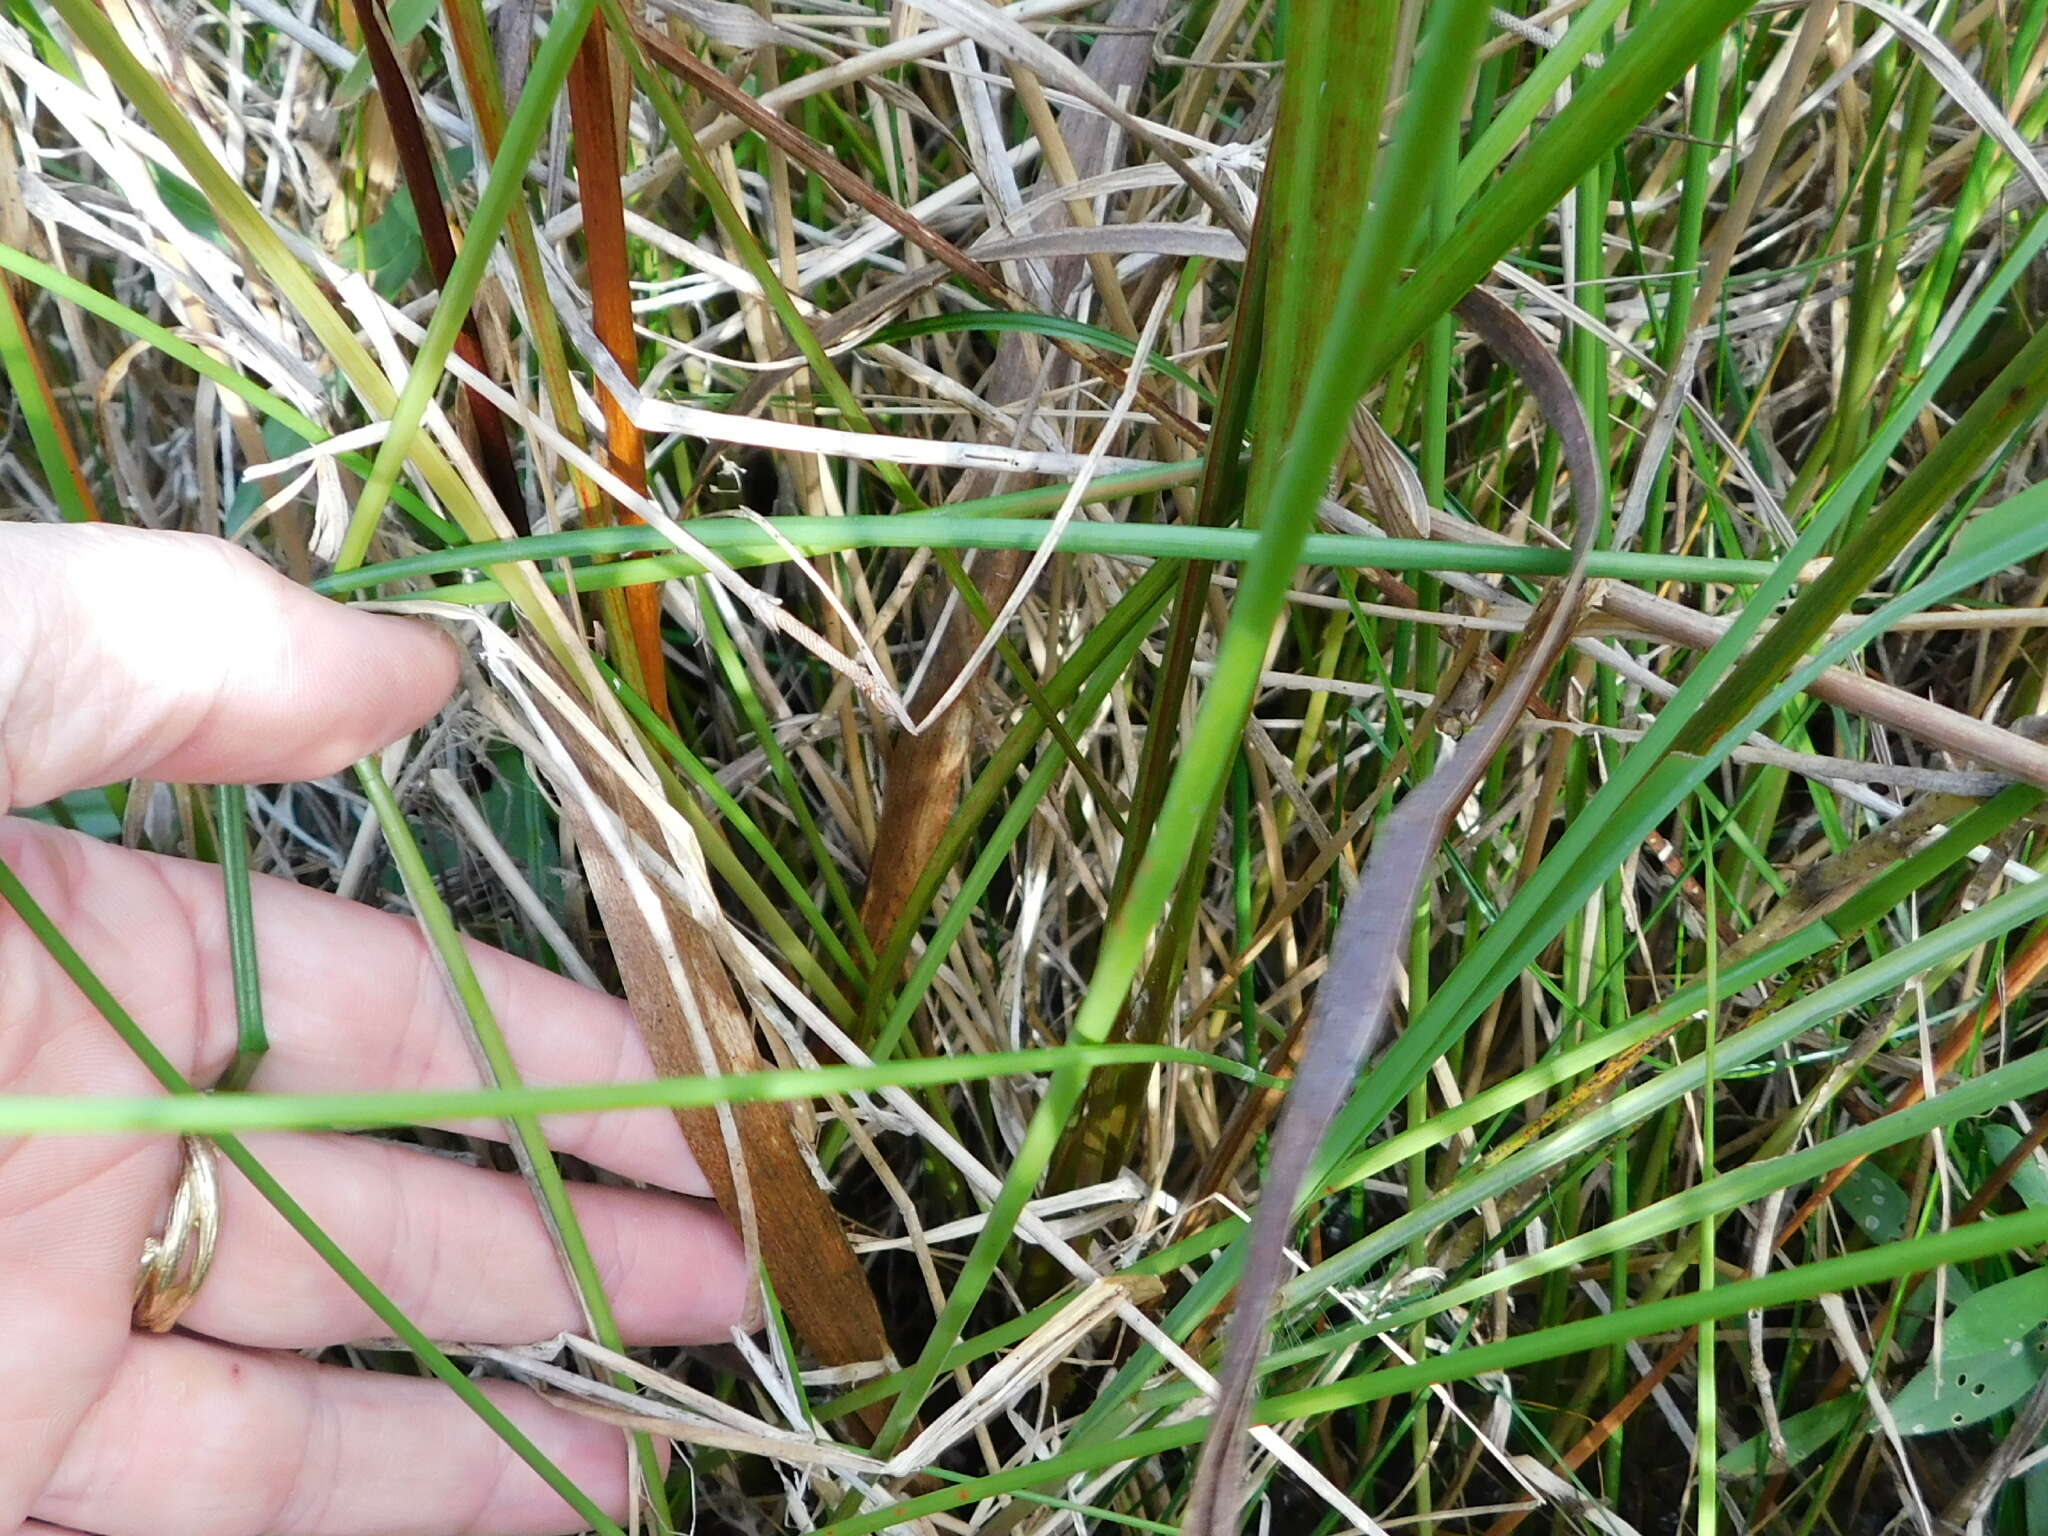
[213,784,268,1093]
[356,760,670,1523]
[317,517,1783,600]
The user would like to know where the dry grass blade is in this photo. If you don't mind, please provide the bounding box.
[857,0,1170,956]
[909,0,1250,242]
[1184,288,1604,1536]
[509,642,900,1441]
[624,18,1205,456]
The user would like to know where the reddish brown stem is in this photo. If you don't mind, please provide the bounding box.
[565,21,671,724]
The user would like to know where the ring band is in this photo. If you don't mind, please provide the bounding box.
[134,1135,222,1333]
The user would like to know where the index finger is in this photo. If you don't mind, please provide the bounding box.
[0,524,457,812]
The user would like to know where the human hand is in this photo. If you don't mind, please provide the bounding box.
[0,524,749,1536]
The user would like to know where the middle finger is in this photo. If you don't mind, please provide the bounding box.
[0,820,709,1197]
[178,1133,751,1349]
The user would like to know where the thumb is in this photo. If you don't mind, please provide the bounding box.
[0,524,458,812]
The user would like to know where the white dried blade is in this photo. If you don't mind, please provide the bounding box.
[885,1274,1166,1478]
[463,1339,887,1476]
[909,285,1176,730]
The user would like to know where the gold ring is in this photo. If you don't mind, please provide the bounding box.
[134,1135,222,1333]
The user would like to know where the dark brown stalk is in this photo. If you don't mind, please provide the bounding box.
[353,0,528,535]
[1182,290,1605,1536]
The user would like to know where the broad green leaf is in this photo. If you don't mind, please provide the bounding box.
[1936,480,2048,584]
[1720,1398,1860,1478]
[1983,1125,2048,1210]
[1839,1162,1911,1243]
[1937,1268,2048,1359]
[17,789,121,841]
[390,0,438,40]
[1933,479,2048,585]
[1889,1268,2048,1436]
[361,196,427,299]
[228,419,316,536]
[1892,1334,2048,1435]
[2027,1460,2048,1531]
[148,165,227,249]
[1907,1268,1974,1319]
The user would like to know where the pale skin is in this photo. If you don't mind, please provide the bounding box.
[0,523,751,1536]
